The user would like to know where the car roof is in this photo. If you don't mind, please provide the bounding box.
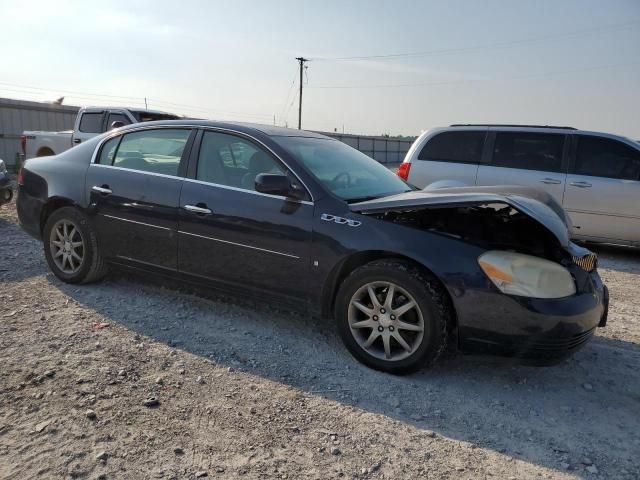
[429,125,637,144]
[117,119,333,139]
[81,106,178,116]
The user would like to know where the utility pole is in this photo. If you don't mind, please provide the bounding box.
[295,57,308,129]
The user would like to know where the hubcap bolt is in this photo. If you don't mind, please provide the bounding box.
[377,326,384,332]
[389,326,395,332]
[390,314,396,320]
[373,315,378,321]
[380,308,386,314]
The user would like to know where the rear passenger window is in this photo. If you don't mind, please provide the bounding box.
[573,136,640,181]
[111,129,190,176]
[98,136,121,165]
[79,113,105,133]
[492,132,564,173]
[418,131,485,164]
[197,131,285,191]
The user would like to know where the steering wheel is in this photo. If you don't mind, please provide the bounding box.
[332,172,352,188]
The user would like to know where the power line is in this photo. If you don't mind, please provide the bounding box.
[310,18,640,62]
[306,60,640,90]
[146,98,273,120]
[0,81,143,102]
[0,81,275,122]
[278,67,299,124]
[282,88,299,127]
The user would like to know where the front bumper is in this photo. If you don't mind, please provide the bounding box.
[457,270,608,364]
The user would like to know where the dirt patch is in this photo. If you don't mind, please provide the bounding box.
[0,201,639,479]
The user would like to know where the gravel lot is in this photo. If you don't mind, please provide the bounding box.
[1,198,639,480]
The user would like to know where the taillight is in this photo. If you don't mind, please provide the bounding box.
[396,162,411,181]
[20,135,27,155]
[17,166,24,185]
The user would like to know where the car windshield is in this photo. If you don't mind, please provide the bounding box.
[274,136,413,202]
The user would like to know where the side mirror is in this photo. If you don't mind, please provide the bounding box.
[255,173,305,200]
[110,121,126,130]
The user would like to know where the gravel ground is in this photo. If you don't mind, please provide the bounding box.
[1,199,639,480]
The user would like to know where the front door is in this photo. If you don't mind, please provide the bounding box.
[563,134,640,244]
[74,110,106,145]
[85,127,194,271]
[178,130,313,301]
[476,131,568,204]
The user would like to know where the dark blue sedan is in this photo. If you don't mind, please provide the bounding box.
[16,121,608,373]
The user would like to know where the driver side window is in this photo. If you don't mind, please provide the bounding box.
[196,131,285,191]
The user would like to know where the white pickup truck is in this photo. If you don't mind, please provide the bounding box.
[21,106,180,159]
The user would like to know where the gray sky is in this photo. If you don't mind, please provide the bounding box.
[1,0,639,138]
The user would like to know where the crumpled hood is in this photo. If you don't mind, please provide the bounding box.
[350,185,571,247]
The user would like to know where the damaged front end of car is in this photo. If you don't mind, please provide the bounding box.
[350,185,594,271]
[350,185,608,363]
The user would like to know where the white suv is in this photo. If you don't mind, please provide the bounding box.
[398,125,640,246]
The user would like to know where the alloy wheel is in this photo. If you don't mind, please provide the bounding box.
[348,281,425,361]
[49,219,85,274]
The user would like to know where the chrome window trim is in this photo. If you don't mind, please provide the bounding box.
[90,123,316,202]
[197,126,315,202]
[91,163,181,180]
[182,177,313,205]
[101,214,171,231]
[90,124,197,165]
[178,230,300,259]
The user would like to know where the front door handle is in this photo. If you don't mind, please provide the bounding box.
[569,181,592,188]
[73,138,81,144]
[540,178,562,185]
[184,204,212,215]
[92,185,112,195]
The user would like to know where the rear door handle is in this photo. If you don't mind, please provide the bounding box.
[540,178,562,185]
[184,204,212,215]
[569,181,592,188]
[92,185,112,195]
[73,138,81,144]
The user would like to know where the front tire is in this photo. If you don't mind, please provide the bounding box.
[335,259,451,374]
[43,207,108,284]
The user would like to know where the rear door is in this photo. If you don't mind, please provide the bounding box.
[409,130,486,188]
[85,127,194,271]
[563,134,640,243]
[476,131,567,204]
[178,129,313,301]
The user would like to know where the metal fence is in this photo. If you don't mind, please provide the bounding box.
[0,97,79,169]
[321,132,414,166]
[0,97,415,170]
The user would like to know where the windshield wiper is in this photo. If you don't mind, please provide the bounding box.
[346,195,382,204]
[347,190,413,204]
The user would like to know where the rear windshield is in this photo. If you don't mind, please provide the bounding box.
[274,136,413,202]
[131,111,181,123]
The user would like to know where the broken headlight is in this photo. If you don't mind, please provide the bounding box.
[478,251,576,299]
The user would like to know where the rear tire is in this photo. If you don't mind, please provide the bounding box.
[43,207,108,284]
[335,259,451,374]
